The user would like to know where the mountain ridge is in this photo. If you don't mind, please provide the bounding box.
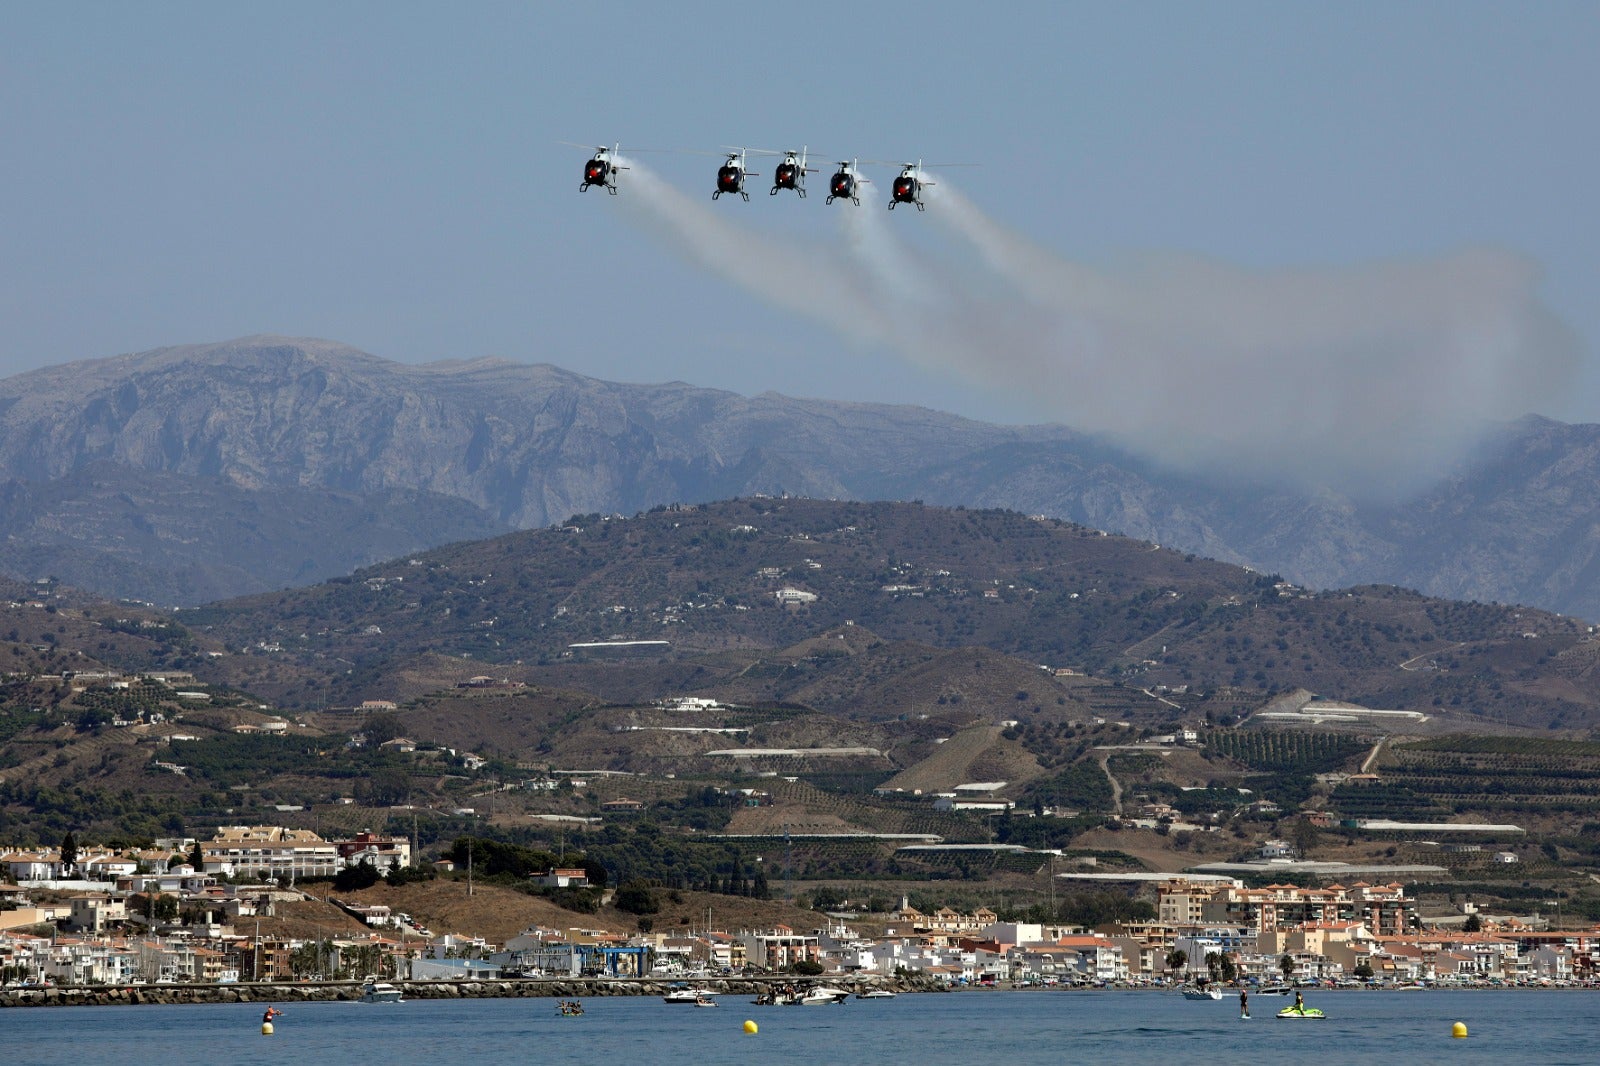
[177,497,1600,732]
[1,336,1599,619]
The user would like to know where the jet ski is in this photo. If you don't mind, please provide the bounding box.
[1277,1006,1325,1019]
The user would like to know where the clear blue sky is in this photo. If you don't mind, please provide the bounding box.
[2,2,1595,444]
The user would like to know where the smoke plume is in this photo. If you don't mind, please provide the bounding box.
[615,159,1581,497]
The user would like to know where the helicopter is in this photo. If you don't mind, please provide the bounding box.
[769,147,817,198]
[825,159,870,206]
[574,144,626,195]
[713,148,759,201]
[888,160,933,211]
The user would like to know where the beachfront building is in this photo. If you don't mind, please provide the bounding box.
[1155,878,1417,935]
[1007,937,1129,983]
[1256,921,1375,976]
[741,925,820,969]
[894,946,983,983]
[201,826,341,881]
[38,936,138,985]
[1057,935,1130,982]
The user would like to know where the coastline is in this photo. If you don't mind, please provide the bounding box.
[5,974,1581,1009]
[0,974,940,1009]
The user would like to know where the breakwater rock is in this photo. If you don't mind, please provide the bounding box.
[1,974,942,1009]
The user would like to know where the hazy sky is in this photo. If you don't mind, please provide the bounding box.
[2,3,1596,485]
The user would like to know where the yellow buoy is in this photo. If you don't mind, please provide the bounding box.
[1451,1022,1468,1039]
[262,1022,274,1036]
[743,1019,758,1035]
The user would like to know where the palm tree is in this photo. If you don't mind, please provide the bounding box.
[1165,948,1188,977]
[1218,953,1238,983]
[1279,953,1295,981]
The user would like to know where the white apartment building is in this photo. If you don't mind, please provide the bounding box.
[202,826,341,881]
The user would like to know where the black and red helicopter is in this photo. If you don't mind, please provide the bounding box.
[888,160,932,211]
[573,143,626,195]
[886,159,975,211]
[768,147,817,198]
[826,159,869,206]
[713,148,759,201]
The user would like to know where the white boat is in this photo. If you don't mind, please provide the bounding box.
[796,986,850,1006]
[1182,986,1224,1000]
[664,987,717,1004]
[855,989,897,999]
[360,980,404,1003]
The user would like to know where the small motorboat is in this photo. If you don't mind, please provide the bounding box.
[855,989,897,999]
[693,996,718,1007]
[1182,986,1224,1001]
[664,987,717,1004]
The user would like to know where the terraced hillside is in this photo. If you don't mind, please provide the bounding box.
[1371,735,1600,828]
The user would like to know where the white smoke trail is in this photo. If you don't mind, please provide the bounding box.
[833,180,1067,386]
[929,183,1582,492]
[616,159,894,347]
[612,158,1581,496]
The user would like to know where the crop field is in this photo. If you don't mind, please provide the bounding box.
[1375,735,1600,816]
[1206,729,1369,774]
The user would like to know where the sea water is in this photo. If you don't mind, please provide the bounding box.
[4,990,1596,1066]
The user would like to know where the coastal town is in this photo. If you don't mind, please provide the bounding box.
[3,826,1596,999]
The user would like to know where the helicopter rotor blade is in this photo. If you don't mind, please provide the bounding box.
[558,141,673,155]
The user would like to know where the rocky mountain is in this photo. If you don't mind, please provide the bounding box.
[1,336,1599,618]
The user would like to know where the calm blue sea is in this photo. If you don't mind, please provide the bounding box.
[4,990,1596,1066]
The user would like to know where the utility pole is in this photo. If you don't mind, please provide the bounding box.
[784,825,793,904]
[1048,852,1056,917]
